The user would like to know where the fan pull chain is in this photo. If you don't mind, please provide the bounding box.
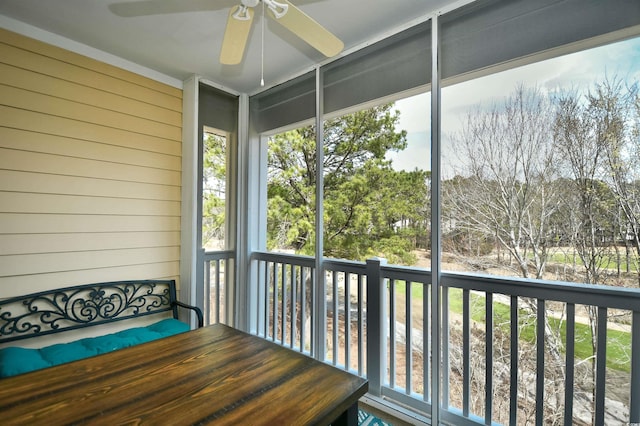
[260,0,265,86]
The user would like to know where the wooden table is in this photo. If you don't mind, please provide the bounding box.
[0,324,368,425]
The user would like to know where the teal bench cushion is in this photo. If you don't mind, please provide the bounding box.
[0,347,52,377]
[147,317,191,335]
[40,340,99,365]
[0,318,190,378]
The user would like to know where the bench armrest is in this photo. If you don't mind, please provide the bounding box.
[172,301,204,328]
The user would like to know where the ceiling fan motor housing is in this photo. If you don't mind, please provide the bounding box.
[241,0,260,7]
[221,0,344,65]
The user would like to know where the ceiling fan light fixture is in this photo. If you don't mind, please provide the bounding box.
[232,5,252,21]
[262,0,289,19]
[220,0,344,67]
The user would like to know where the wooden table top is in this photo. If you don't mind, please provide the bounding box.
[0,324,368,425]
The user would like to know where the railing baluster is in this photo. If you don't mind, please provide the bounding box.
[358,273,364,376]
[291,264,297,349]
[462,288,470,417]
[273,262,278,341]
[536,299,545,426]
[224,259,230,324]
[406,279,412,395]
[345,272,351,371]
[221,259,227,324]
[442,286,450,408]
[631,310,640,422]
[301,267,307,353]
[332,270,338,365]
[205,259,212,324]
[485,292,493,425]
[310,267,316,357]
[595,306,607,426]
[510,295,518,426]
[564,303,575,426]
[264,261,269,337]
[215,259,222,324]
[424,281,430,403]
[390,279,396,388]
[281,263,287,344]
[249,261,264,336]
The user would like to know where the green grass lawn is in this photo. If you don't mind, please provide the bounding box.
[445,288,631,372]
[544,251,639,273]
[388,282,631,371]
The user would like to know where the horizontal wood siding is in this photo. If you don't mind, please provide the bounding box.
[0,29,183,297]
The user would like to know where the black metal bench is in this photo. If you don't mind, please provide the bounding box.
[0,279,203,377]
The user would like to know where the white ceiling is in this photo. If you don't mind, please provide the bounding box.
[0,0,457,94]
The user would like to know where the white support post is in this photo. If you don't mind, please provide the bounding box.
[235,93,251,331]
[180,75,203,328]
[366,257,387,397]
[430,13,442,426]
[313,66,327,360]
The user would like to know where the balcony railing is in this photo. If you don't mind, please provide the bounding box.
[205,250,640,425]
[203,250,235,326]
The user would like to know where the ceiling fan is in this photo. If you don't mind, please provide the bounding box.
[220,0,344,65]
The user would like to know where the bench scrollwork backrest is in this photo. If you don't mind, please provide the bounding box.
[0,280,177,344]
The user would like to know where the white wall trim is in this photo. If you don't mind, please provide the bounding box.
[0,14,182,89]
[199,77,241,98]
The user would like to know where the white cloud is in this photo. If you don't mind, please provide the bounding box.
[387,131,430,171]
[389,36,640,173]
[395,93,430,134]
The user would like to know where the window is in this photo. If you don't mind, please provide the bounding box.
[266,125,317,256]
[198,84,238,325]
[319,97,430,266]
[202,128,228,251]
[441,34,640,424]
[245,1,640,422]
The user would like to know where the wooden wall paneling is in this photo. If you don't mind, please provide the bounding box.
[0,63,181,127]
[0,193,181,216]
[0,171,180,201]
[0,246,181,277]
[0,127,181,170]
[0,28,181,98]
[0,85,181,141]
[0,29,184,296]
[0,263,181,298]
[0,106,181,156]
[0,214,181,234]
[0,41,182,111]
[0,232,181,256]
[0,148,181,185]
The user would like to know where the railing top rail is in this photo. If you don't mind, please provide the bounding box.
[246,250,640,310]
[203,250,235,261]
[443,271,640,311]
[324,258,367,275]
[380,264,431,284]
[251,251,316,268]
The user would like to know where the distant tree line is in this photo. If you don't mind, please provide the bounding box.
[445,79,640,288]
[265,78,640,288]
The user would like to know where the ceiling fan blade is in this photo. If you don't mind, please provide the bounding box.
[220,5,255,65]
[267,0,343,58]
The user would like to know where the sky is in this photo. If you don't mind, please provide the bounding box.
[387,35,640,173]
